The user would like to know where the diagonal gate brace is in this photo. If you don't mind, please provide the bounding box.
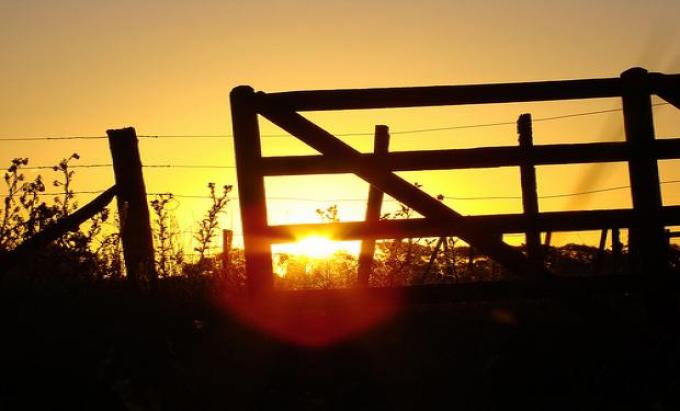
[259,105,548,278]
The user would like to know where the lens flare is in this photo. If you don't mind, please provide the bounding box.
[218,288,402,348]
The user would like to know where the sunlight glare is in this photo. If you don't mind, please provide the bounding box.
[299,236,338,258]
[279,235,344,259]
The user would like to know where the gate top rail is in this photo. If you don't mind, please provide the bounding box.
[255,72,680,111]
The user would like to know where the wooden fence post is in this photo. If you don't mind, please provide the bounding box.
[518,113,543,275]
[594,228,608,274]
[612,228,623,260]
[222,229,233,272]
[621,68,667,273]
[358,125,390,286]
[231,86,273,295]
[107,127,157,288]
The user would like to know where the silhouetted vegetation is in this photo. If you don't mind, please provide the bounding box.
[2,157,668,290]
[2,156,680,410]
[188,183,232,276]
[150,193,183,278]
[1,156,112,280]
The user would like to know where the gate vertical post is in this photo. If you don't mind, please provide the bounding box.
[231,86,273,295]
[107,127,157,288]
[358,125,390,286]
[621,68,666,273]
[518,113,543,273]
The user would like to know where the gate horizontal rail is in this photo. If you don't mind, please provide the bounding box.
[261,138,680,176]
[266,206,680,243]
[257,73,679,111]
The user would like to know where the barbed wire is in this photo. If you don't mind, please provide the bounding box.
[15,163,237,170]
[4,179,680,200]
[0,190,110,197]
[0,102,670,142]
[0,135,107,142]
[144,164,236,169]
[19,164,112,170]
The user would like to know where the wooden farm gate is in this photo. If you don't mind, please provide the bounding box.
[232,67,680,297]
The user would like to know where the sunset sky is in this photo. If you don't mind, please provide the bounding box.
[2,0,680,254]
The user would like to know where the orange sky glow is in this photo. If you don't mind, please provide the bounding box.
[2,0,680,256]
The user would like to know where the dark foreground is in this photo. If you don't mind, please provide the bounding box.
[1,277,679,410]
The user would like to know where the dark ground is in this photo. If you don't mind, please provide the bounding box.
[1,278,679,410]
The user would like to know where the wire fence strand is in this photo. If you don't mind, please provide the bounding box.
[16,164,237,170]
[4,180,680,200]
[0,102,671,142]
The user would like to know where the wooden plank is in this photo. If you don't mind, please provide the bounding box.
[612,228,623,260]
[231,86,273,294]
[650,72,680,109]
[0,186,117,275]
[265,205,680,243]
[518,113,542,269]
[108,127,157,288]
[222,229,233,272]
[357,125,390,286]
[259,107,546,278]
[594,229,608,274]
[258,77,623,111]
[544,232,552,248]
[259,138,680,176]
[621,68,667,273]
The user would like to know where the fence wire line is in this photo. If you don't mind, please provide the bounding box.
[4,179,680,200]
[19,164,114,170]
[15,164,237,170]
[0,103,671,142]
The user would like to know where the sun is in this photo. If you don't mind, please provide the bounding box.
[273,235,361,260]
[271,236,362,277]
[301,235,344,258]
[275,235,341,259]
